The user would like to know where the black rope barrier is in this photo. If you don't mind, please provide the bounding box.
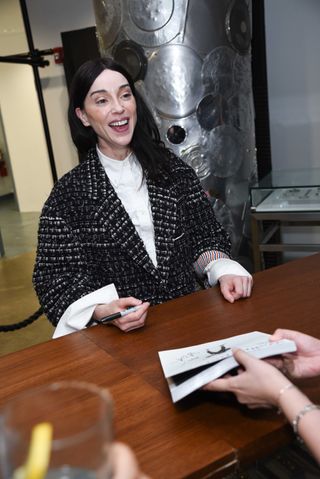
[0,307,43,332]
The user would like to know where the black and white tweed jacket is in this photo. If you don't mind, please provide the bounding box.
[33,149,231,326]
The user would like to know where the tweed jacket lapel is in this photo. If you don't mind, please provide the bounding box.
[147,175,178,283]
[88,151,160,279]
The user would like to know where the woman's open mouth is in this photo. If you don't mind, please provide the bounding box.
[109,118,129,133]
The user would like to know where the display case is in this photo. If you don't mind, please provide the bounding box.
[250,168,320,271]
[250,168,320,212]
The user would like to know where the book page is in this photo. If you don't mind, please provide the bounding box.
[159,331,270,378]
[158,332,297,403]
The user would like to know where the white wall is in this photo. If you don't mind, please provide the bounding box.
[265,0,320,171]
[0,0,53,212]
[26,0,97,179]
[0,0,96,211]
[264,0,320,257]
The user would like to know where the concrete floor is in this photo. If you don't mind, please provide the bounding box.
[0,194,40,258]
[0,195,53,357]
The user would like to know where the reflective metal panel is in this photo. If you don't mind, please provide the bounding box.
[211,198,234,236]
[166,125,186,144]
[135,79,161,125]
[94,0,256,263]
[123,0,189,47]
[129,0,174,31]
[196,94,229,131]
[93,0,122,53]
[207,125,244,178]
[233,53,252,94]
[158,114,202,156]
[225,0,251,55]
[113,40,148,81]
[228,93,251,131]
[202,46,236,99]
[181,145,211,181]
[225,179,250,214]
[145,45,203,118]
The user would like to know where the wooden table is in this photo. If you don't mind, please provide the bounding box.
[1,253,320,478]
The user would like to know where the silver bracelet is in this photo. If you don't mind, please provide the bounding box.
[292,403,320,436]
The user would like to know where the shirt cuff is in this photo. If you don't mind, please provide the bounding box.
[52,284,119,339]
[205,258,252,286]
[193,250,230,277]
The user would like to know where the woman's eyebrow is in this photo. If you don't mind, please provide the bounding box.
[89,84,130,97]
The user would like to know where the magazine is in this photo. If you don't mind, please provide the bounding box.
[158,331,297,403]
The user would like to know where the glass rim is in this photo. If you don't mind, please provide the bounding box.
[1,380,113,449]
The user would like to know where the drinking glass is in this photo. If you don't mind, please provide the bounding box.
[0,381,113,479]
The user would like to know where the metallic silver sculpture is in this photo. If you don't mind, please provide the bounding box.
[93,0,256,265]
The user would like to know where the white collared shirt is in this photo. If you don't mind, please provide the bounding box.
[98,147,157,267]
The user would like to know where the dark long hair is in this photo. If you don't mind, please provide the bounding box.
[68,57,173,179]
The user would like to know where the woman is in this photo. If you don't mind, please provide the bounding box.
[33,58,252,338]
[204,329,320,463]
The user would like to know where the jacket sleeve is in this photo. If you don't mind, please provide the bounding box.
[181,165,232,261]
[33,205,102,326]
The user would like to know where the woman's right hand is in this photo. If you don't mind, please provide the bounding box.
[203,348,289,408]
[270,329,320,379]
[93,297,150,332]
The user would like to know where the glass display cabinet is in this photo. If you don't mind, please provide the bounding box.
[250,168,320,271]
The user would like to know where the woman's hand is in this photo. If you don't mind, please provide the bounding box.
[269,329,320,378]
[218,275,253,303]
[93,297,150,332]
[203,348,289,408]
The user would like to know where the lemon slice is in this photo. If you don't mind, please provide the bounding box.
[23,422,53,479]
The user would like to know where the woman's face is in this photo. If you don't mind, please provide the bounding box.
[76,69,137,160]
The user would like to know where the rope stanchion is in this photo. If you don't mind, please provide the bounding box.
[0,307,43,332]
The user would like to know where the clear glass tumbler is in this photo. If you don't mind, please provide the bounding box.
[0,380,113,479]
